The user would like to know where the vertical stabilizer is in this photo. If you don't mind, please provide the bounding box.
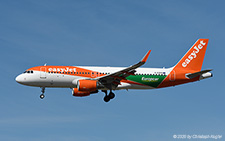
[174,39,209,71]
[158,39,209,88]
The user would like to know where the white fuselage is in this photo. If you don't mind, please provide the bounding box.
[15,66,172,90]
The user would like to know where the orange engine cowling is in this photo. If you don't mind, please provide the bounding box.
[78,80,98,91]
[72,88,91,97]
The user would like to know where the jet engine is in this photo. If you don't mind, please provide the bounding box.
[72,80,101,97]
[72,88,90,97]
[77,80,98,91]
[72,88,98,97]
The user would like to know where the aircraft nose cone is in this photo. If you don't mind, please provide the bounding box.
[15,75,23,84]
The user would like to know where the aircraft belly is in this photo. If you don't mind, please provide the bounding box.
[28,74,80,88]
[116,82,154,90]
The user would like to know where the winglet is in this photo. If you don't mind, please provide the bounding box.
[141,50,151,63]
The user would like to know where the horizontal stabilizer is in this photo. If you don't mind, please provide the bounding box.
[186,69,213,79]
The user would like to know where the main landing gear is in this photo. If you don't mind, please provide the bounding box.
[102,90,115,102]
[40,87,45,99]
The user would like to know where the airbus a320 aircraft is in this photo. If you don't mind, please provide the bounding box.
[16,39,212,102]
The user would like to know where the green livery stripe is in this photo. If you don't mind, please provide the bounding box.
[126,75,167,88]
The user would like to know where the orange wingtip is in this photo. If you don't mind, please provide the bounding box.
[141,50,151,62]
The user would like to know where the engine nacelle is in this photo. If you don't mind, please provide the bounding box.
[72,88,90,97]
[72,88,99,97]
[78,80,98,91]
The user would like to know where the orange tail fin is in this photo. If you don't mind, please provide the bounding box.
[174,39,209,72]
[158,39,209,88]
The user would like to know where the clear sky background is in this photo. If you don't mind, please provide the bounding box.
[0,0,225,141]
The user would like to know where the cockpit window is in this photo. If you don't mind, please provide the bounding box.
[24,70,34,74]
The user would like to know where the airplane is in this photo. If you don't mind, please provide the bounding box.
[15,39,213,102]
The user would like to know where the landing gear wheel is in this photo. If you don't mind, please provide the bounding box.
[109,92,115,99]
[104,96,110,102]
[40,94,45,99]
[40,87,45,99]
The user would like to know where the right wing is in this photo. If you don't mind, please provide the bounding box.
[95,50,151,90]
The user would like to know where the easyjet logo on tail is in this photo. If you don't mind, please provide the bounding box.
[182,40,206,68]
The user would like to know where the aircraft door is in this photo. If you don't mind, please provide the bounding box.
[40,67,47,79]
[169,70,175,81]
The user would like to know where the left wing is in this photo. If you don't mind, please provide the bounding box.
[96,50,151,90]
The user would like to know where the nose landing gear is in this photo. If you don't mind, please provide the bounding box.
[40,87,45,99]
[40,94,45,99]
[102,90,115,102]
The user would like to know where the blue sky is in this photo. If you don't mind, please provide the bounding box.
[0,0,225,140]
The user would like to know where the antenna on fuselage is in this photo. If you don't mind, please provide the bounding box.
[44,63,47,66]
